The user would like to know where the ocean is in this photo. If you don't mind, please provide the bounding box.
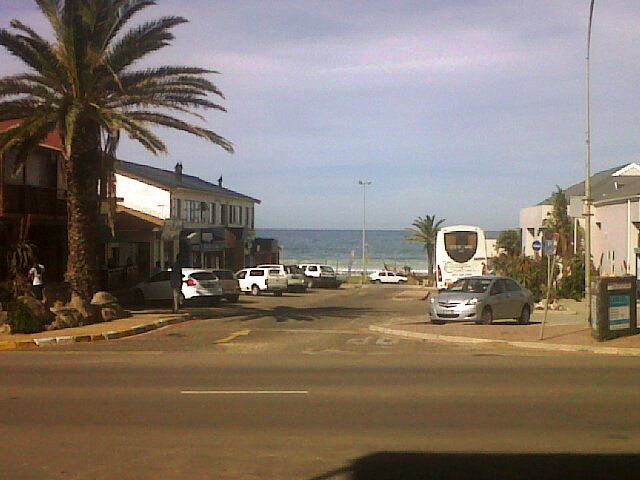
[256,229,429,272]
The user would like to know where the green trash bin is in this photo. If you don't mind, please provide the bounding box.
[591,276,637,342]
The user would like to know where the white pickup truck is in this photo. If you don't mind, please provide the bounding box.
[235,267,288,296]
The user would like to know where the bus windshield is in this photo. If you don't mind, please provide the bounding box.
[444,231,478,263]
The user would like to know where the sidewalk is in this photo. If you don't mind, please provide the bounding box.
[0,310,191,350]
[371,303,640,356]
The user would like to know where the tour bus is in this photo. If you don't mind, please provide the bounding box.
[435,225,488,290]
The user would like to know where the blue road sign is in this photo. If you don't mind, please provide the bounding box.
[532,240,542,252]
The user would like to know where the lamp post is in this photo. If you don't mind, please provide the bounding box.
[585,0,595,325]
[359,180,372,286]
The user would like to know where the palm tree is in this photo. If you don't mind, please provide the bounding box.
[0,0,233,301]
[405,215,445,277]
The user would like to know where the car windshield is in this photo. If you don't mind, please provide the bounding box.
[320,266,334,273]
[286,265,303,274]
[447,278,491,293]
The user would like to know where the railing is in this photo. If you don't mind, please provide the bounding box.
[1,184,67,217]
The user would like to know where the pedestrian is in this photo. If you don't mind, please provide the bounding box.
[153,260,162,275]
[170,253,183,313]
[28,260,45,300]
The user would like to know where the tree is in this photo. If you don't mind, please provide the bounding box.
[543,187,573,279]
[0,0,233,301]
[405,215,445,277]
[496,229,521,256]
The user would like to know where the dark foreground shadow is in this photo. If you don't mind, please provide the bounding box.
[309,452,640,480]
[233,305,372,323]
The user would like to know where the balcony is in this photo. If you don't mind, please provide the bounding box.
[1,184,67,218]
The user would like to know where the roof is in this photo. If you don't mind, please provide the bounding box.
[0,120,63,151]
[538,163,640,206]
[116,160,261,204]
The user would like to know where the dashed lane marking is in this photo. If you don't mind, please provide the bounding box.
[181,390,308,395]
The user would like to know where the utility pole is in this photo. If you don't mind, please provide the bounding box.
[359,180,372,287]
[585,0,595,326]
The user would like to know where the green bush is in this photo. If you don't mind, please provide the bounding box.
[7,301,45,334]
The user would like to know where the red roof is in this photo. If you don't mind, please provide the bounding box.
[0,119,63,151]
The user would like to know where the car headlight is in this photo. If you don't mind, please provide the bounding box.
[465,298,479,305]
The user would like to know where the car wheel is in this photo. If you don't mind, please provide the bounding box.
[373,279,381,284]
[274,291,283,297]
[518,305,531,325]
[133,289,145,306]
[251,285,260,296]
[226,295,240,303]
[179,293,186,306]
[209,297,221,307]
[481,307,493,325]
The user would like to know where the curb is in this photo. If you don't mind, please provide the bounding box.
[0,314,191,351]
[369,325,640,357]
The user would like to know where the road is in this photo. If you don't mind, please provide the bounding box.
[2,286,640,479]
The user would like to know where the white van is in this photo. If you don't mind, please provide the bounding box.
[235,267,288,296]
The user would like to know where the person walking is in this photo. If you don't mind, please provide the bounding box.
[28,261,45,300]
[170,253,183,313]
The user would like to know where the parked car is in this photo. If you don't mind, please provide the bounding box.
[428,276,533,325]
[236,267,288,296]
[369,270,408,284]
[210,269,241,303]
[258,264,307,292]
[299,264,338,288]
[133,269,224,306]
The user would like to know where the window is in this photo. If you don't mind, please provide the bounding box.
[199,202,208,223]
[238,206,243,225]
[448,278,491,293]
[444,232,478,263]
[245,207,250,226]
[230,205,238,224]
[308,266,318,272]
[212,270,234,280]
[320,266,334,274]
[184,200,191,222]
[221,204,228,225]
[236,271,246,279]
[172,198,183,219]
[3,151,24,185]
[190,272,217,281]
[250,207,255,229]
[26,151,56,187]
[209,202,216,224]
[505,280,521,292]
[249,269,265,277]
[490,280,506,295]
[149,272,171,283]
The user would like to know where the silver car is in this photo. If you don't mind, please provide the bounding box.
[428,276,534,325]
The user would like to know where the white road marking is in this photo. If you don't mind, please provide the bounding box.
[347,336,372,345]
[180,390,309,395]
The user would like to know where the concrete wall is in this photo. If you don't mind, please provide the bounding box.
[115,174,171,219]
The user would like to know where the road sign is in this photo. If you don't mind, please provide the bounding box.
[532,240,542,252]
[544,239,555,255]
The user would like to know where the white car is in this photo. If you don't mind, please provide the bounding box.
[369,270,408,284]
[299,264,338,288]
[133,269,224,306]
[258,264,307,292]
[236,267,288,296]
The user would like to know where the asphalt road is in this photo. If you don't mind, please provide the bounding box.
[2,286,640,479]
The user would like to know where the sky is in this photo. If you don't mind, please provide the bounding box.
[2,1,640,230]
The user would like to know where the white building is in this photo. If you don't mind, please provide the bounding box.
[519,162,640,277]
[105,160,260,278]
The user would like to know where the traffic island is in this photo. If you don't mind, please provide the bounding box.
[0,311,191,350]
[370,317,640,357]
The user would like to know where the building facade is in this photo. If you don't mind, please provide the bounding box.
[108,161,261,278]
[519,162,640,278]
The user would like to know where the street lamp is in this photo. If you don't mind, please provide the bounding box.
[585,0,595,325]
[359,180,372,286]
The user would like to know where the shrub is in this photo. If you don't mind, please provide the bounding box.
[7,300,45,334]
[0,281,14,305]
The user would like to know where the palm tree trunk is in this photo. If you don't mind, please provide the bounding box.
[64,121,102,301]
[427,244,434,278]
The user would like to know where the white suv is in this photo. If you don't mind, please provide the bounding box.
[133,269,224,306]
[299,264,338,288]
[369,270,408,284]
[236,267,288,296]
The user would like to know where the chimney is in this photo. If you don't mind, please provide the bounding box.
[175,162,183,183]
[218,175,223,187]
